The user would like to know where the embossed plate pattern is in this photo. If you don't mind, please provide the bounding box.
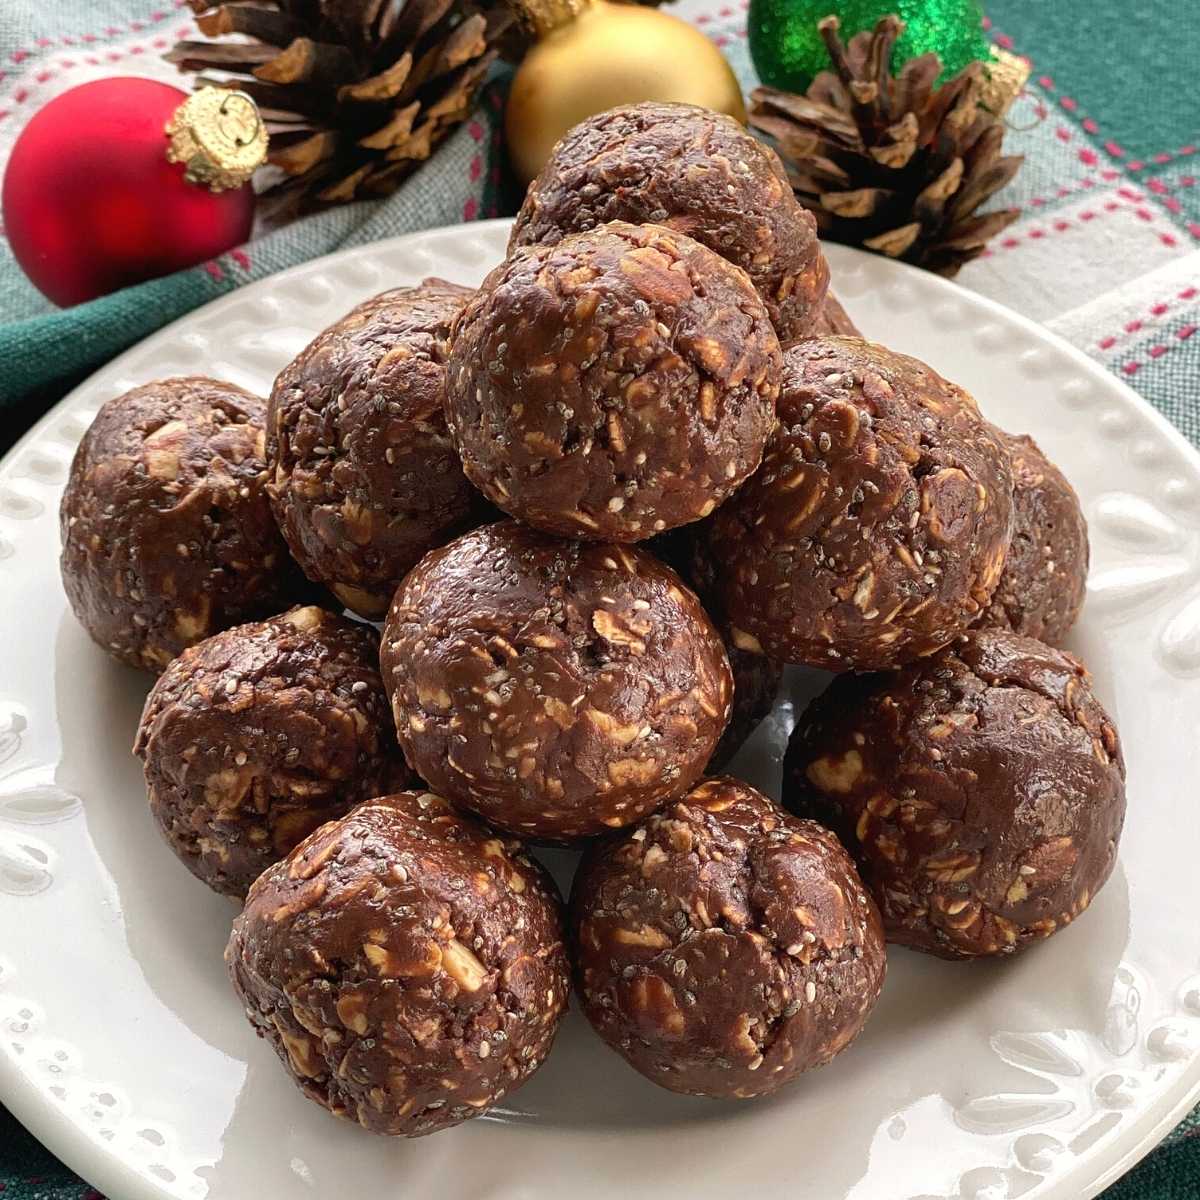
[1,222,1198,1200]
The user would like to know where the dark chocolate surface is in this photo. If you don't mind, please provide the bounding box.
[696,337,1014,670]
[511,101,829,344]
[810,292,862,338]
[135,605,409,898]
[446,221,781,542]
[572,776,885,1097]
[976,433,1088,644]
[268,279,486,619]
[227,791,569,1135]
[381,521,733,841]
[61,376,304,672]
[784,629,1126,958]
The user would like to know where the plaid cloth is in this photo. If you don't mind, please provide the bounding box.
[1,1,1198,1196]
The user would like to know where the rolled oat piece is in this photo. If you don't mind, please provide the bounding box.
[60,376,305,672]
[572,776,885,1098]
[975,433,1088,644]
[784,629,1126,959]
[268,279,488,619]
[135,605,410,898]
[510,102,829,344]
[695,337,1014,671]
[380,521,733,841]
[227,791,569,1136]
[445,221,782,543]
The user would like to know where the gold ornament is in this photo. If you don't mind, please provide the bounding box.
[165,86,268,192]
[505,0,745,183]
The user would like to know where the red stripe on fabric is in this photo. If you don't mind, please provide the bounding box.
[2,7,197,80]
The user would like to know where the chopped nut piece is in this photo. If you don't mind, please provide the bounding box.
[441,938,488,992]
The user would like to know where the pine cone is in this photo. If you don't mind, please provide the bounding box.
[749,14,1023,276]
[168,0,516,210]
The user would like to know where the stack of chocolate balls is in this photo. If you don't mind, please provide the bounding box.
[59,101,1123,1135]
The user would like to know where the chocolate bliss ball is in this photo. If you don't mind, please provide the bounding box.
[976,433,1089,644]
[268,280,487,619]
[61,377,304,672]
[510,101,829,344]
[445,221,782,542]
[227,791,569,1136]
[572,777,885,1098]
[695,337,1014,671]
[380,521,733,841]
[784,630,1126,959]
[135,606,408,898]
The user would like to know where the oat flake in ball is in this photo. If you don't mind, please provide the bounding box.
[445,221,782,543]
[60,376,305,672]
[572,776,885,1098]
[785,629,1126,959]
[510,101,829,344]
[227,791,569,1136]
[975,433,1088,644]
[268,279,488,619]
[381,521,733,841]
[135,605,408,898]
[696,337,1014,671]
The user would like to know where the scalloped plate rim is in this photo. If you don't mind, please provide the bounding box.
[0,220,1197,1200]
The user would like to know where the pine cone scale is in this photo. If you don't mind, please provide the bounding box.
[171,0,510,211]
[750,15,1023,276]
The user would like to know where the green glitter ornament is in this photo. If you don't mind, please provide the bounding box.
[748,0,991,92]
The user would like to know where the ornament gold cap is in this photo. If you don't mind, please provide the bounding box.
[511,0,590,39]
[982,46,1031,117]
[165,86,268,192]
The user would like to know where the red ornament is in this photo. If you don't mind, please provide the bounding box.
[2,78,265,308]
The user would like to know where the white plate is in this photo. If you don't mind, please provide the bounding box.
[2,220,1199,1200]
